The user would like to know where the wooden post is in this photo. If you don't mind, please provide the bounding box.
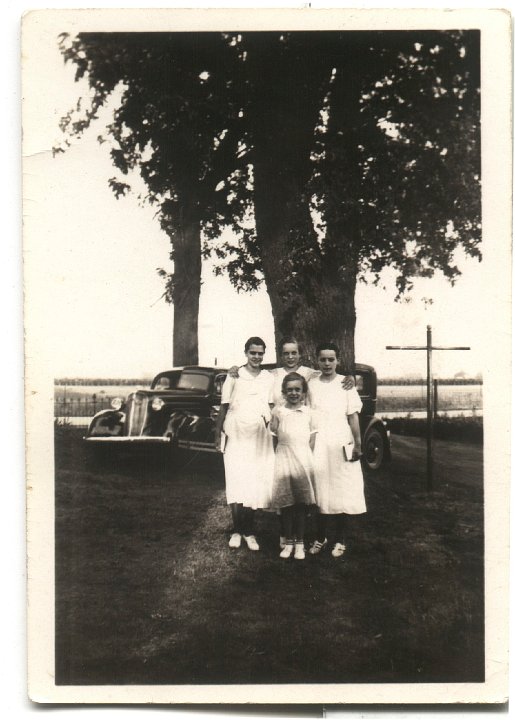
[426,326,434,491]
[386,327,470,492]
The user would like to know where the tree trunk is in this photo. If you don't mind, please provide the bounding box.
[248,40,329,358]
[171,215,201,366]
[296,60,363,372]
[248,37,362,368]
[252,166,295,346]
[296,269,357,373]
[253,165,358,372]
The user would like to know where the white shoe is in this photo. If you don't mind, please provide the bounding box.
[309,539,328,555]
[280,543,294,559]
[228,533,241,548]
[243,535,260,551]
[331,542,347,558]
[294,542,305,560]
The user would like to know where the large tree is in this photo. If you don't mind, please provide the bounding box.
[56,32,244,364]
[207,31,480,368]
[59,30,481,370]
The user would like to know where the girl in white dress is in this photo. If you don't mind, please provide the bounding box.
[308,342,366,558]
[215,337,275,551]
[270,373,317,560]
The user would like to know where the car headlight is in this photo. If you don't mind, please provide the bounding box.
[151,397,165,411]
[111,397,123,410]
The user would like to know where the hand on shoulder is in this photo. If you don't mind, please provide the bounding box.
[341,375,356,391]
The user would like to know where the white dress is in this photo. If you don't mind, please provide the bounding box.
[270,405,317,508]
[271,365,317,407]
[221,367,275,509]
[308,375,366,515]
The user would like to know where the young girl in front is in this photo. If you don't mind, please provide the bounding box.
[308,342,366,558]
[270,372,317,560]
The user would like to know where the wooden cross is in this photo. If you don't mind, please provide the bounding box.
[386,325,470,491]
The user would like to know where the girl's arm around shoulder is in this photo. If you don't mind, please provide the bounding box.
[228,365,243,378]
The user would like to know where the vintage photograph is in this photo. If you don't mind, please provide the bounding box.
[23,8,510,705]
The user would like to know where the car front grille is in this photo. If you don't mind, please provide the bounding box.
[124,392,151,436]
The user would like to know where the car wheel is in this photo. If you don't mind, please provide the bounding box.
[363,427,386,471]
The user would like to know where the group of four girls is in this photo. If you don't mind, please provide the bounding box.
[214,336,366,560]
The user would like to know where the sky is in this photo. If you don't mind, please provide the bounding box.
[22,14,493,381]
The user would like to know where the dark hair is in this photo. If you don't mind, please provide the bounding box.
[278,336,300,353]
[282,371,308,394]
[244,336,266,353]
[316,341,340,358]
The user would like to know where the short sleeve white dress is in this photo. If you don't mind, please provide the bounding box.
[308,375,366,515]
[270,405,317,508]
[221,367,275,510]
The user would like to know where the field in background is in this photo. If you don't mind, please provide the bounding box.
[376,383,482,414]
[54,379,483,423]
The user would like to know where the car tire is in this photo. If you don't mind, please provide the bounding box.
[363,426,387,471]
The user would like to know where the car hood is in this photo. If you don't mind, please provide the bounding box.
[126,388,210,400]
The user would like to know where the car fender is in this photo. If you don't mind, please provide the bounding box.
[87,409,125,437]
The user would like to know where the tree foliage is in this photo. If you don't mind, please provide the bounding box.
[58,30,481,367]
[207,31,481,364]
[210,31,480,287]
[56,31,245,363]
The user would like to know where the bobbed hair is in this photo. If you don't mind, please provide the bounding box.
[315,341,340,358]
[278,336,300,353]
[281,371,308,395]
[244,336,266,353]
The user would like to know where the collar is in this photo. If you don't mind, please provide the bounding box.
[240,366,266,379]
[283,404,308,413]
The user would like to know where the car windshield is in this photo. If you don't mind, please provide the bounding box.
[176,373,210,392]
[151,372,181,390]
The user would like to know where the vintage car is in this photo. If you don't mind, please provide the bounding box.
[84,364,390,470]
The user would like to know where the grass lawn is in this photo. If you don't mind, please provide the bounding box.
[55,428,484,685]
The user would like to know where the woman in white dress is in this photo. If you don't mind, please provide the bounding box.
[308,342,366,558]
[215,337,275,551]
